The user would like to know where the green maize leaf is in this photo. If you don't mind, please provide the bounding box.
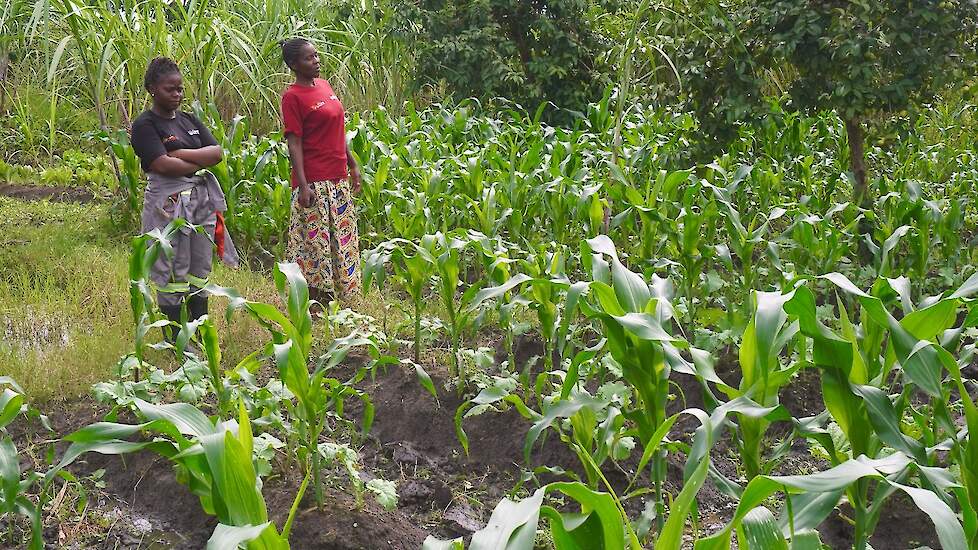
[586,281,624,316]
[274,264,311,334]
[657,454,709,550]
[470,273,533,309]
[561,346,601,400]
[540,507,592,550]
[453,399,479,456]
[684,397,788,480]
[0,377,25,395]
[784,286,852,369]
[885,276,915,312]
[200,320,224,394]
[900,299,958,342]
[784,286,873,454]
[628,413,678,492]
[789,529,824,550]
[410,361,438,400]
[891,482,968,550]
[850,385,925,462]
[668,345,728,388]
[777,490,845,535]
[741,290,793,389]
[175,315,206,356]
[587,235,651,312]
[547,482,629,549]
[421,536,464,550]
[696,453,966,550]
[237,400,254,458]
[610,312,685,344]
[948,270,978,300]
[469,486,545,550]
[0,436,19,514]
[820,273,945,396]
[206,522,286,550]
[245,302,298,343]
[556,281,590,358]
[524,394,607,462]
[66,420,183,446]
[738,506,788,550]
[272,342,311,411]
[50,440,172,482]
[200,429,268,527]
[0,388,25,431]
[134,398,217,438]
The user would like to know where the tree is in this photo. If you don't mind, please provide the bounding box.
[682,0,977,208]
[394,0,613,116]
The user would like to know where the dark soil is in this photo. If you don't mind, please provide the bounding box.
[819,495,942,549]
[0,184,96,203]
[7,338,949,549]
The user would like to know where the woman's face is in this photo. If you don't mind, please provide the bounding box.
[151,72,184,111]
[294,43,320,79]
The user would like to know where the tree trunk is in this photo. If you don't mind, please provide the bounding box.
[846,117,875,260]
[0,53,9,112]
[845,117,869,208]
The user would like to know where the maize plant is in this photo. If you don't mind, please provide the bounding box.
[578,235,687,535]
[203,263,375,507]
[778,272,978,550]
[363,237,437,364]
[60,399,300,549]
[720,289,802,479]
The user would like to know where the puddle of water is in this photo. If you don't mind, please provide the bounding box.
[0,308,72,355]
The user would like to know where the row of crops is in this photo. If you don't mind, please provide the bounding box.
[4,95,978,549]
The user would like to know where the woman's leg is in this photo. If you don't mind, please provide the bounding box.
[187,216,216,321]
[323,178,362,305]
[151,230,189,340]
[287,182,336,306]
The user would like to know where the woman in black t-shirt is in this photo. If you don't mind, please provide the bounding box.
[130,57,232,342]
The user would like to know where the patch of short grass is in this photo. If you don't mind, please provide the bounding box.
[0,197,277,400]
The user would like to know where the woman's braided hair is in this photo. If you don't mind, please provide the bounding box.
[144,56,180,92]
[279,38,311,71]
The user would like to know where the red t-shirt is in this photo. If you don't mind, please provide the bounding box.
[281,78,348,187]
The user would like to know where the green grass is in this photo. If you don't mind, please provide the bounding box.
[0,196,279,400]
[0,195,424,401]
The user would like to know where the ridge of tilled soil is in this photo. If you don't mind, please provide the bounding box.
[10,346,946,549]
[0,183,97,203]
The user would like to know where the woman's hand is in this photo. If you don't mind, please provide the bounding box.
[346,143,361,195]
[350,165,362,195]
[298,182,316,208]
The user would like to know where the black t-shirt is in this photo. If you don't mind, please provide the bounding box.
[130,110,218,172]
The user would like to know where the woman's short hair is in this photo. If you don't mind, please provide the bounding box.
[144,57,180,91]
[279,38,311,71]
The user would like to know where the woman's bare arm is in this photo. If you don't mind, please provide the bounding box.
[148,155,202,177]
[169,145,224,168]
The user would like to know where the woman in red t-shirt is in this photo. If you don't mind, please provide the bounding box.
[279,37,362,307]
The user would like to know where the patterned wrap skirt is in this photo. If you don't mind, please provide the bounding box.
[286,178,362,302]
